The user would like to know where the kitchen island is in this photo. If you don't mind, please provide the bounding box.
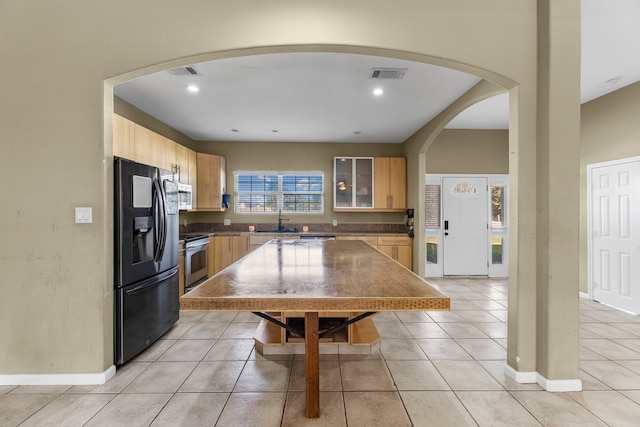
[180,239,449,418]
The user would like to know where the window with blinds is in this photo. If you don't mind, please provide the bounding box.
[425,184,441,228]
[235,172,324,213]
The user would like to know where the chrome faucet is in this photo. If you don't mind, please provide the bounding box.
[277,209,288,231]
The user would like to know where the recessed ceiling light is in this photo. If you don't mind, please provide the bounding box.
[231,129,239,132]
[186,85,199,93]
[272,129,279,133]
[353,131,362,135]
[373,88,384,96]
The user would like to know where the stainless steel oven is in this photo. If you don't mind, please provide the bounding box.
[182,235,209,290]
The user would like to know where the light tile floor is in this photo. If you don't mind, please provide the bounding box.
[3,277,640,426]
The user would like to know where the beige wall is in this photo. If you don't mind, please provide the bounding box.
[579,81,640,293]
[1,0,545,378]
[426,129,509,174]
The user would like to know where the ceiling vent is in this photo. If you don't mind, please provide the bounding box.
[167,66,200,76]
[369,68,407,79]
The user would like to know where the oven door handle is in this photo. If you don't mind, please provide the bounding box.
[186,241,209,251]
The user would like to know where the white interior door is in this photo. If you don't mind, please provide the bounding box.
[591,160,640,314]
[443,177,488,275]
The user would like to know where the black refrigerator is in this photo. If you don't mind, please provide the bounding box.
[114,157,180,365]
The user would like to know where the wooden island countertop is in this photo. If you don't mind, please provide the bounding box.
[180,239,449,312]
[180,239,449,418]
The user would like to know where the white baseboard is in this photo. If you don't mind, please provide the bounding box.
[0,365,116,386]
[579,291,590,300]
[536,373,582,392]
[504,364,536,383]
[504,364,582,391]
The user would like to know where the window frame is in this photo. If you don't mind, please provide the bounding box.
[234,171,325,214]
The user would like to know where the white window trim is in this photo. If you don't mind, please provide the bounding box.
[234,171,325,214]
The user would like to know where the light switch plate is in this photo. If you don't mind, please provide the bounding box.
[224,219,231,226]
[75,207,92,224]
[332,219,338,226]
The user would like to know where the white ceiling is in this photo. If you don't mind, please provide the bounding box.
[114,0,640,144]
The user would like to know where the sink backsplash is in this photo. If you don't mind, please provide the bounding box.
[182,222,408,234]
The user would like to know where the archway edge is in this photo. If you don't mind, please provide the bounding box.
[106,43,517,92]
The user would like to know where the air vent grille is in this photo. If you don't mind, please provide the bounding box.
[369,68,407,79]
[167,66,200,76]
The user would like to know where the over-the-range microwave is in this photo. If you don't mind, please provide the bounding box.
[178,183,192,210]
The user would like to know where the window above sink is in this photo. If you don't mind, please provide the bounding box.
[234,171,324,214]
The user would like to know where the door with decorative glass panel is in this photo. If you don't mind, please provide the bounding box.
[590,158,640,314]
[442,177,488,275]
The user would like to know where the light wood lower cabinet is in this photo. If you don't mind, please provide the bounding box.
[335,235,378,247]
[377,235,413,270]
[249,234,300,252]
[212,235,250,275]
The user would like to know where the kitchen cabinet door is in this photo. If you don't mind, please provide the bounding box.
[188,149,197,207]
[232,236,250,261]
[213,235,248,274]
[196,153,227,211]
[207,235,217,277]
[334,157,373,210]
[161,136,176,172]
[134,124,162,168]
[213,236,233,273]
[175,144,191,184]
[374,157,407,211]
[113,114,135,160]
[377,235,412,270]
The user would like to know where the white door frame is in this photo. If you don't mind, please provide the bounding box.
[425,174,509,278]
[587,156,640,309]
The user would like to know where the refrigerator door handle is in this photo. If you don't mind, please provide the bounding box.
[153,177,167,262]
[125,267,178,295]
[159,179,168,259]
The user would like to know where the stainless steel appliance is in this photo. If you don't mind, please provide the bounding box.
[181,234,209,291]
[177,183,192,211]
[114,158,180,365]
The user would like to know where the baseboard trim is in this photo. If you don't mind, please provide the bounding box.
[579,291,590,300]
[504,364,582,391]
[536,373,582,392]
[504,364,536,383]
[0,365,116,386]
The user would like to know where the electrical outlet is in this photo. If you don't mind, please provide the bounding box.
[332,219,338,226]
[224,219,231,226]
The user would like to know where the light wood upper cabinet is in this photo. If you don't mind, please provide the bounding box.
[334,157,374,210]
[333,156,406,212]
[133,123,163,168]
[113,114,135,160]
[161,136,176,172]
[374,157,406,212]
[188,149,198,208]
[175,144,192,184]
[196,153,227,211]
